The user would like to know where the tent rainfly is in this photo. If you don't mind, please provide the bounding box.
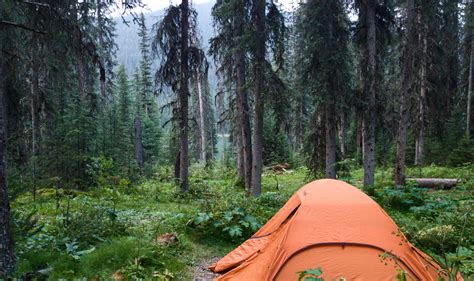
[210,179,459,280]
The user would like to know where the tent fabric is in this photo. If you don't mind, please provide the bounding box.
[210,179,456,281]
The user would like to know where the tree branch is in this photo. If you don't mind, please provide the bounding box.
[0,20,47,34]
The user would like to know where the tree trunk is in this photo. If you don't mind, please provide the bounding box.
[362,0,377,187]
[295,100,305,150]
[0,38,15,277]
[97,0,106,99]
[179,0,190,192]
[235,2,252,191]
[216,80,226,163]
[325,104,336,178]
[415,24,427,166]
[72,4,86,103]
[356,115,362,164]
[195,67,206,163]
[134,116,144,172]
[338,111,347,159]
[395,0,415,186]
[235,123,245,183]
[467,19,473,137]
[250,0,265,196]
[30,44,41,201]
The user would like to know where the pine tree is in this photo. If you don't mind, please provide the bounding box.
[296,0,352,179]
[210,0,253,190]
[394,0,417,186]
[138,13,153,116]
[151,1,206,191]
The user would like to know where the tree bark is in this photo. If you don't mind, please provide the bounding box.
[467,15,473,137]
[73,10,86,103]
[235,2,252,191]
[338,111,347,159]
[216,79,226,163]
[134,116,144,173]
[410,178,459,189]
[395,0,416,186]
[234,123,245,182]
[362,0,377,187]
[179,0,190,192]
[195,67,206,163]
[97,0,106,99]
[415,21,427,166]
[325,104,336,178]
[0,36,15,277]
[250,0,265,196]
[30,42,41,201]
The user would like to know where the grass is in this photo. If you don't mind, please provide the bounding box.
[11,164,474,279]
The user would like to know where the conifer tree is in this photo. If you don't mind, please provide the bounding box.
[295,0,351,178]
[151,1,206,191]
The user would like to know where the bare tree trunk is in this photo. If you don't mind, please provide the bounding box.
[325,104,336,178]
[295,101,305,150]
[467,22,474,137]
[251,0,265,196]
[179,0,190,192]
[30,45,41,201]
[362,0,377,187]
[235,3,252,191]
[72,4,86,104]
[338,111,347,159]
[97,0,106,99]
[134,116,144,173]
[195,68,206,163]
[356,116,362,164]
[0,39,15,277]
[395,0,415,186]
[216,79,226,163]
[235,124,245,183]
[415,26,427,166]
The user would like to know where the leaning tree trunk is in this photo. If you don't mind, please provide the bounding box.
[134,116,144,173]
[179,0,190,192]
[0,36,15,277]
[235,3,252,191]
[325,103,336,179]
[415,26,427,166]
[251,0,265,196]
[395,0,416,186]
[362,0,377,187]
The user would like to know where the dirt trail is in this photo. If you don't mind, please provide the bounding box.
[192,257,221,281]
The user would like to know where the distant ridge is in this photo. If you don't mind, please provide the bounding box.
[115,1,215,75]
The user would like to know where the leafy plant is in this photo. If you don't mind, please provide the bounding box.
[297,267,324,281]
[190,207,261,241]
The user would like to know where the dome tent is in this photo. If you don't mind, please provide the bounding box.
[209,179,454,280]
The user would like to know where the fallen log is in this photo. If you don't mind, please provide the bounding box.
[408,178,460,189]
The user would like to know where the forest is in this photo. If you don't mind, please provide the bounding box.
[0,0,473,279]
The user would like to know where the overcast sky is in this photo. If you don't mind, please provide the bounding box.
[140,0,296,12]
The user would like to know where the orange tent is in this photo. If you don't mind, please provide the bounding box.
[210,179,456,280]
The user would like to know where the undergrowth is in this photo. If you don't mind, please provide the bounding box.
[11,164,473,279]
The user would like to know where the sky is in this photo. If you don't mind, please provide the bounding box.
[140,0,297,12]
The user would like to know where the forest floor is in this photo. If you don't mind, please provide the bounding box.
[10,164,474,279]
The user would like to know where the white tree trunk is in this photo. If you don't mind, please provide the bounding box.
[195,68,206,163]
